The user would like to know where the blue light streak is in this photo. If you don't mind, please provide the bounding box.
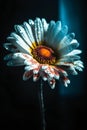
[58,0,83,96]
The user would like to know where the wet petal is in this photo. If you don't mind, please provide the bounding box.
[33,73,40,81]
[10,32,30,53]
[42,18,48,32]
[34,17,44,44]
[65,49,82,56]
[28,19,34,26]
[59,55,81,62]
[4,53,25,66]
[61,76,70,87]
[3,18,84,87]
[14,24,34,48]
[6,59,24,66]
[3,43,18,52]
[48,77,56,89]
[45,20,55,45]
[41,71,48,81]
[58,42,79,55]
[54,25,68,45]
[23,70,33,80]
[23,22,36,46]
[58,33,75,49]
[48,21,61,45]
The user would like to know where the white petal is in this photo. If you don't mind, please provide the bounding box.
[42,18,48,32]
[28,19,34,26]
[74,60,84,70]
[43,66,55,78]
[24,60,33,66]
[58,33,75,49]
[54,70,60,79]
[60,55,80,62]
[54,25,68,45]
[77,63,84,68]
[43,77,47,81]
[6,37,31,54]
[33,69,39,74]
[41,65,48,70]
[71,39,78,44]
[4,52,28,61]
[48,21,61,45]
[48,77,56,89]
[54,67,68,77]
[45,20,55,44]
[13,53,26,59]
[10,33,30,53]
[56,62,78,75]
[74,60,84,65]
[23,22,35,45]
[4,53,28,66]
[33,73,40,81]
[65,49,82,56]
[70,66,78,75]
[14,24,34,48]
[24,56,39,66]
[24,64,38,71]
[64,79,70,87]
[34,17,44,44]
[75,66,83,71]
[58,42,79,55]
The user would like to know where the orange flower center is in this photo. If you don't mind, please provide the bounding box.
[39,48,51,57]
[31,45,56,64]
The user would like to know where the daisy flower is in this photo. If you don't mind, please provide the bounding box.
[3,17,84,89]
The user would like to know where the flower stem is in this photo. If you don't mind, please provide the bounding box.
[39,79,46,130]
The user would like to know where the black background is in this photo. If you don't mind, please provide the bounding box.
[0,0,87,129]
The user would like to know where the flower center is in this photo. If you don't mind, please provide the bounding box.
[39,48,51,57]
[31,45,56,64]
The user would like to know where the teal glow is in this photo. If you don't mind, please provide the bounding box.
[58,0,84,96]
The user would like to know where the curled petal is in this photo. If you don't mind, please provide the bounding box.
[33,73,40,81]
[23,70,33,80]
[61,76,70,87]
[73,60,84,71]
[48,77,56,89]
[54,67,68,77]
[53,69,60,79]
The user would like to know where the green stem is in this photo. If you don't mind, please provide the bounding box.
[39,79,46,130]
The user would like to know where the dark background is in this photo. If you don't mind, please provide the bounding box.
[0,0,87,129]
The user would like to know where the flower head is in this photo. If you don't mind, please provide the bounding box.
[3,17,84,89]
